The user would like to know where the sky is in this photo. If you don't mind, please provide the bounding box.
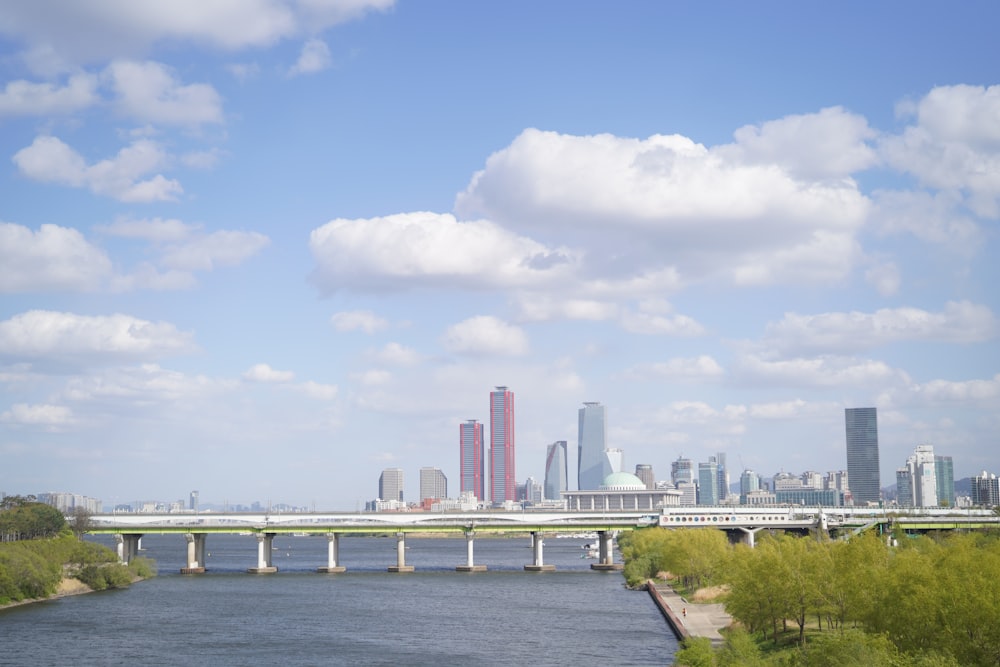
[1,1,998,510]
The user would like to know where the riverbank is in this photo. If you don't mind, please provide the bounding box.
[646,579,731,648]
[0,577,94,611]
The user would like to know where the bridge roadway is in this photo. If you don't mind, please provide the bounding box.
[86,506,999,574]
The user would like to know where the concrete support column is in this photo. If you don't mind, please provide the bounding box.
[738,527,762,548]
[318,533,346,573]
[524,531,555,572]
[456,530,486,572]
[181,533,207,574]
[248,533,277,573]
[388,532,414,573]
[591,530,623,571]
[115,534,142,565]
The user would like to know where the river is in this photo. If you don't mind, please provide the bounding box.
[0,534,677,666]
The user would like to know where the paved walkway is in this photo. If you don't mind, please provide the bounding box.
[647,580,731,647]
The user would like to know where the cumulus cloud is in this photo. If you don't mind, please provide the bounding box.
[330,310,388,333]
[289,38,332,76]
[309,212,577,293]
[13,135,181,202]
[0,311,195,364]
[243,363,294,383]
[620,301,706,336]
[297,380,338,400]
[881,84,1000,218]
[763,301,997,355]
[625,355,725,380]
[105,60,223,127]
[864,262,901,297]
[916,374,1000,403]
[441,316,528,357]
[0,1,394,69]
[725,106,878,180]
[455,128,869,286]
[0,222,112,292]
[0,403,74,427]
[735,354,904,388]
[871,189,983,254]
[374,342,422,366]
[96,217,270,278]
[0,72,98,115]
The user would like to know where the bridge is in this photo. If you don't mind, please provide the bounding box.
[86,506,999,574]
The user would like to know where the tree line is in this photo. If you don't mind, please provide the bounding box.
[0,500,155,605]
[618,526,1000,666]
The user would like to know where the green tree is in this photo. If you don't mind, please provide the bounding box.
[673,636,715,667]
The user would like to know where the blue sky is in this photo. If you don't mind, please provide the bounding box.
[1,1,998,509]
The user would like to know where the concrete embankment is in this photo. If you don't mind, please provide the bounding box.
[646,580,730,648]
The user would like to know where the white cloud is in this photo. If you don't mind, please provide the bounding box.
[0,311,195,363]
[736,354,904,388]
[441,316,529,357]
[159,230,270,271]
[625,355,724,380]
[0,403,74,427]
[289,38,332,76]
[871,189,983,253]
[726,106,878,180]
[98,217,195,242]
[864,262,901,297]
[882,84,1000,218]
[916,374,1000,403]
[243,363,294,383]
[330,310,388,333]
[747,399,810,420]
[620,304,706,336]
[353,369,392,386]
[105,60,223,127]
[13,135,182,202]
[374,342,422,366]
[0,72,98,115]
[297,380,338,400]
[455,128,869,286]
[0,222,112,292]
[513,295,619,322]
[0,1,394,68]
[763,301,997,355]
[309,212,577,293]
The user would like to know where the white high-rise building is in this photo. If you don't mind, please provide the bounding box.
[577,402,607,490]
[897,444,937,507]
[602,448,624,481]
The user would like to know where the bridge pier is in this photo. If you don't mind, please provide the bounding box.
[318,533,346,573]
[388,532,414,572]
[591,530,623,571]
[738,526,763,548]
[248,533,278,573]
[181,533,207,573]
[524,531,555,572]
[456,530,487,572]
[114,533,143,565]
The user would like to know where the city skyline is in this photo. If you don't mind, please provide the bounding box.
[1,3,998,508]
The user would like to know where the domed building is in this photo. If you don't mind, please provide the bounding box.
[599,471,647,491]
[563,471,682,511]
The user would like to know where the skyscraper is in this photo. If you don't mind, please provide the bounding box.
[189,490,199,512]
[716,452,729,502]
[698,460,719,505]
[419,467,447,502]
[671,456,695,486]
[971,470,999,507]
[490,386,515,503]
[635,464,655,490]
[845,407,881,505]
[544,441,568,501]
[379,468,404,502]
[935,455,954,507]
[897,444,937,507]
[577,402,607,490]
[603,448,624,481]
[460,419,485,501]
